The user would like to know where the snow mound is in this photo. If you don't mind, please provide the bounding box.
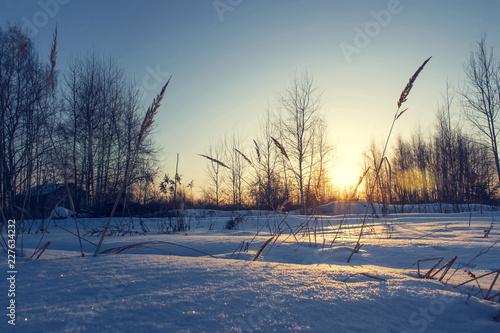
[50,206,74,219]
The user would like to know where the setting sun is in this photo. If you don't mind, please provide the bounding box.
[331,163,361,190]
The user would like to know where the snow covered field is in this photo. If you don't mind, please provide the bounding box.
[1,204,500,332]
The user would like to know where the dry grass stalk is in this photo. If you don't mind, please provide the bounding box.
[484,221,494,238]
[31,195,66,251]
[26,241,51,261]
[253,236,274,261]
[454,268,500,302]
[0,225,7,253]
[65,182,84,256]
[397,57,432,109]
[445,237,500,283]
[412,225,448,240]
[34,241,51,260]
[417,257,444,278]
[253,139,261,163]
[274,213,302,246]
[231,240,250,257]
[265,229,286,256]
[348,57,431,263]
[433,256,457,281]
[331,167,370,246]
[100,240,215,258]
[454,269,500,288]
[58,226,97,246]
[343,272,387,282]
[235,148,252,165]
[271,137,289,161]
[94,78,171,257]
[197,154,230,169]
[47,26,57,86]
[0,206,6,224]
[0,207,9,252]
[276,199,289,212]
[137,77,171,148]
[484,270,499,300]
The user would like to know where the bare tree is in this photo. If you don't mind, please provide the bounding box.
[310,122,334,206]
[0,25,58,217]
[61,51,159,213]
[135,157,159,205]
[203,139,227,207]
[392,135,412,208]
[254,107,283,209]
[362,140,391,212]
[461,37,500,184]
[226,129,245,208]
[434,85,458,204]
[278,71,323,212]
[410,126,432,203]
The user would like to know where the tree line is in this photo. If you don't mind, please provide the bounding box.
[1,22,500,218]
[200,38,500,212]
[201,71,335,212]
[0,25,159,218]
[363,38,500,211]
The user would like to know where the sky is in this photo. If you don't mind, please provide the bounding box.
[2,0,500,193]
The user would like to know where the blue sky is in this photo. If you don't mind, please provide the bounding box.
[2,0,500,190]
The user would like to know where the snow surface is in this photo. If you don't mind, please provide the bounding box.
[1,205,500,332]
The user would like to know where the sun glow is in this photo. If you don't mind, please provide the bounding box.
[331,163,362,190]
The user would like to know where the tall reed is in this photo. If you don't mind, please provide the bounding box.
[94,77,171,256]
[347,57,431,263]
